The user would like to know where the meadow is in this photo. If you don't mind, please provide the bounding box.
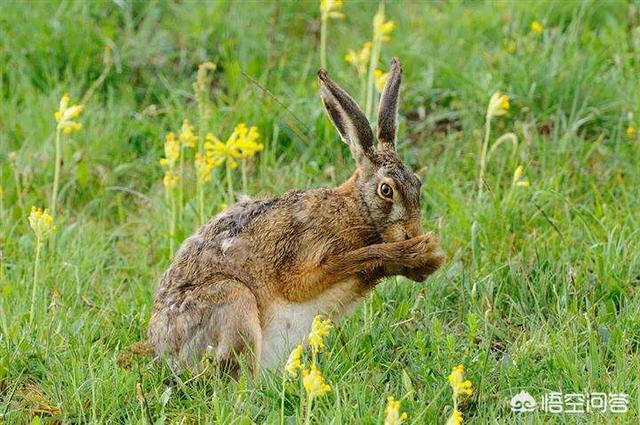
[1,0,640,423]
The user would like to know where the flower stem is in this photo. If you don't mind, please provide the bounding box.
[29,238,42,327]
[241,160,248,194]
[197,96,206,225]
[280,373,287,425]
[197,181,205,225]
[50,128,62,218]
[365,3,384,120]
[178,146,184,223]
[365,39,381,120]
[304,395,314,425]
[170,190,176,255]
[359,73,367,106]
[478,117,492,197]
[226,161,234,203]
[320,13,327,69]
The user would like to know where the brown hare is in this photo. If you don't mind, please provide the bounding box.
[148,58,445,375]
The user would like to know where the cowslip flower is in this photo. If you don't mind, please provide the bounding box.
[320,0,344,19]
[512,165,530,188]
[54,94,84,134]
[54,94,83,132]
[486,92,509,120]
[308,315,333,353]
[163,171,180,189]
[448,365,473,399]
[373,9,395,42]
[160,132,180,169]
[205,133,239,169]
[302,365,331,398]
[28,206,55,326]
[194,153,215,184]
[374,69,389,92]
[384,396,408,425]
[231,123,263,159]
[345,42,373,76]
[627,126,635,138]
[531,20,544,34]
[446,409,463,425]
[285,344,304,378]
[179,119,197,148]
[513,165,523,182]
[29,207,56,239]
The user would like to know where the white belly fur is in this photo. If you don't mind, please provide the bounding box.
[260,278,365,369]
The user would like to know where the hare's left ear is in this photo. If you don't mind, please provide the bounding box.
[376,57,402,151]
[318,69,376,171]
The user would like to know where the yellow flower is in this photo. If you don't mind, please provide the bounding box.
[320,0,344,19]
[219,203,228,211]
[373,9,395,42]
[627,126,635,138]
[308,315,333,353]
[486,92,509,120]
[448,365,473,399]
[302,365,331,398]
[54,93,84,134]
[506,40,517,54]
[384,396,408,425]
[205,123,262,168]
[446,409,463,425]
[160,132,180,169]
[195,152,215,184]
[285,344,304,378]
[513,165,523,183]
[512,165,530,188]
[163,171,180,189]
[374,69,389,92]
[29,207,56,239]
[205,133,238,169]
[231,123,263,159]
[531,20,544,34]
[178,119,197,148]
[345,42,372,76]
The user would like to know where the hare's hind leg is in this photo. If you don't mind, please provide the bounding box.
[150,279,262,376]
[207,279,262,376]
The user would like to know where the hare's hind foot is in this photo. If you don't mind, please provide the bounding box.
[148,278,261,377]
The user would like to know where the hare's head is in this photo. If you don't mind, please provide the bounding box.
[319,58,424,243]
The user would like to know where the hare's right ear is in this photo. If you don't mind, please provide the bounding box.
[376,57,402,151]
[318,69,376,171]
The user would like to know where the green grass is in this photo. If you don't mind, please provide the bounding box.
[1,0,639,423]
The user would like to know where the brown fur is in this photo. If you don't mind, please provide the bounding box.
[148,58,445,374]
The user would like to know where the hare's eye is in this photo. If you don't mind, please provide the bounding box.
[379,182,394,200]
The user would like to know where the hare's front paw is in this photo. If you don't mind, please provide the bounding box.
[399,233,445,282]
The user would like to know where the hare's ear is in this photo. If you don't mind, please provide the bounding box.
[318,69,376,171]
[376,57,402,151]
